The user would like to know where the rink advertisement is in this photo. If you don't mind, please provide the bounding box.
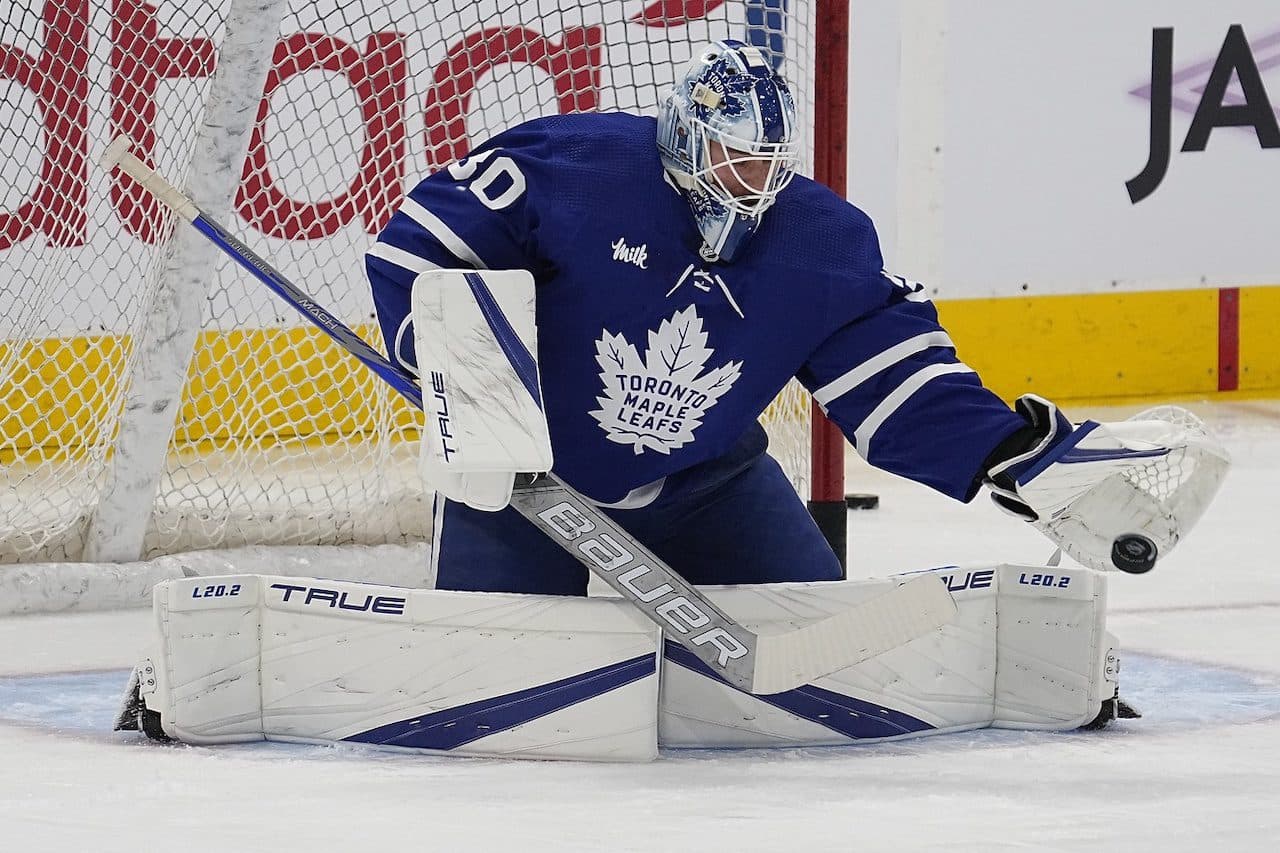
[1125,25,1280,205]
[852,0,1280,298]
[847,0,1280,399]
[12,2,1273,319]
[0,0,780,334]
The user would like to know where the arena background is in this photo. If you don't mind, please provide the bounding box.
[3,0,1277,464]
[848,0,1280,402]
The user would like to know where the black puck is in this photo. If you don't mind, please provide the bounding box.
[845,493,880,510]
[1111,534,1158,574]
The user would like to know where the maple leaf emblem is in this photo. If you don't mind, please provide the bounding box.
[590,306,742,455]
[689,57,758,122]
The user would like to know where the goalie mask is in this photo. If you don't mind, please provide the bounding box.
[657,40,799,263]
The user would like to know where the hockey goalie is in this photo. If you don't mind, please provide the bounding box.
[115,41,1229,761]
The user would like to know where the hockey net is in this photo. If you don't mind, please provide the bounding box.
[1,0,828,564]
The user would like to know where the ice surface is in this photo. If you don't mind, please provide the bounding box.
[2,399,1279,852]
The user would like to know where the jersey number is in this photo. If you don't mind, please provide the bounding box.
[447,149,526,211]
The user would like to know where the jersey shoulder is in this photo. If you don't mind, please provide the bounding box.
[479,112,659,176]
[471,112,665,218]
[764,176,883,278]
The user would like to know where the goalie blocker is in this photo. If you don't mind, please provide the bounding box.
[117,565,1125,761]
[410,268,553,512]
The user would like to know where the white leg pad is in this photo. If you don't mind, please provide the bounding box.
[129,566,1112,758]
[147,576,264,744]
[138,576,661,761]
[659,565,1112,747]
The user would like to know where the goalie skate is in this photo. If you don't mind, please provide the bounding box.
[113,662,169,742]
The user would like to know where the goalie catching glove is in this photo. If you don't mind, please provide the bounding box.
[983,395,1229,572]
[411,269,553,511]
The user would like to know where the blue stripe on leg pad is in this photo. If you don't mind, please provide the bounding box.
[344,653,656,751]
[664,641,934,740]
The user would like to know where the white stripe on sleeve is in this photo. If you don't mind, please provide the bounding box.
[814,331,955,408]
[366,240,443,275]
[399,198,489,269]
[853,362,975,455]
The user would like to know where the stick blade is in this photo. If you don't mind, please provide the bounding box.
[749,574,956,694]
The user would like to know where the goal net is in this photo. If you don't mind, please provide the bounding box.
[1,0,831,564]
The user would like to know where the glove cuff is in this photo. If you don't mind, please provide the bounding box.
[987,485,1038,522]
[984,394,1072,491]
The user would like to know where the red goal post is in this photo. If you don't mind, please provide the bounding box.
[0,0,849,564]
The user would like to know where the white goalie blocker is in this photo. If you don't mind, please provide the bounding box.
[411,268,553,511]
[117,565,1117,760]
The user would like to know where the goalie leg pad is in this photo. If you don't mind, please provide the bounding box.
[130,575,265,745]
[125,575,661,761]
[659,565,1114,747]
[121,569,1113,756]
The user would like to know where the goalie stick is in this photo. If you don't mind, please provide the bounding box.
[100,136,956,694]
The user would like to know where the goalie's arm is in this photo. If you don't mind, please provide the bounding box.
[798,269,1027,503]
[794,255,1228,572]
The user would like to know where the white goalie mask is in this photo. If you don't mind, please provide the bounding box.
[657,40,799,262]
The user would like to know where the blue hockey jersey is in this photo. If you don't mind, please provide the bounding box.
[367,112,1025,506]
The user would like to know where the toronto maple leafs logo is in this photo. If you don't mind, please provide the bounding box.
[590,306,742,454]
[692,60,756,121]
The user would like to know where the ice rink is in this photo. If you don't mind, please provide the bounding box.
[2,399,1278,852]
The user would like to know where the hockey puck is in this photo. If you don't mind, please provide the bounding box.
[845,493,880,510]
[1111,534,1158,574]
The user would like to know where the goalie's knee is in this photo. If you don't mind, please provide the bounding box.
[432,497,589,595]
